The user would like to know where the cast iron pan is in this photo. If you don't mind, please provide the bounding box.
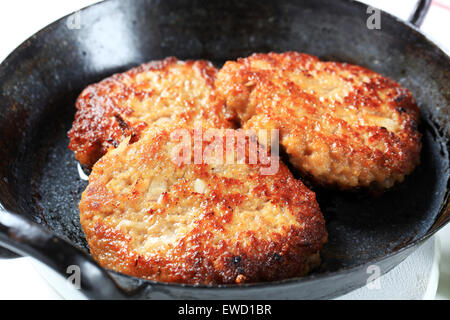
[0,0,449,299]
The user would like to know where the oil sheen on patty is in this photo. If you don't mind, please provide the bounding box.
[79,127,327,284]
[216,52,422,189]
[68,57,233,168]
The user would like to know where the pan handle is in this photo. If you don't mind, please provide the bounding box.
[0,209,130,299]
[408,0,432,27]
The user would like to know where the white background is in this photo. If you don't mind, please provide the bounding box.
[0,0,449,299]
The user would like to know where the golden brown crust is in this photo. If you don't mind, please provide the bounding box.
[216,52,422,189]
[79,127,327,284]
[68,57,233,167]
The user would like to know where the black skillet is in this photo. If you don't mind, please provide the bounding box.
[0,0,449,299]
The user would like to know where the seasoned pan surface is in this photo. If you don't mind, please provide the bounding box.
[0,0,448,299]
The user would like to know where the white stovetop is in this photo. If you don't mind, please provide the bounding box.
[0,0,449,300]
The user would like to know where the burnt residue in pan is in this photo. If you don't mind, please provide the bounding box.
[30,108,90,253]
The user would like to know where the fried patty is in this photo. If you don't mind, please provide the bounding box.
[79,127,327,284]
[216,52,422,189]
[68,57,232,168]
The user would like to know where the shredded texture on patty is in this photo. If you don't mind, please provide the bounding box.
[216,52,422,189]
[68,57,233,167]
[79,127,327,284]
